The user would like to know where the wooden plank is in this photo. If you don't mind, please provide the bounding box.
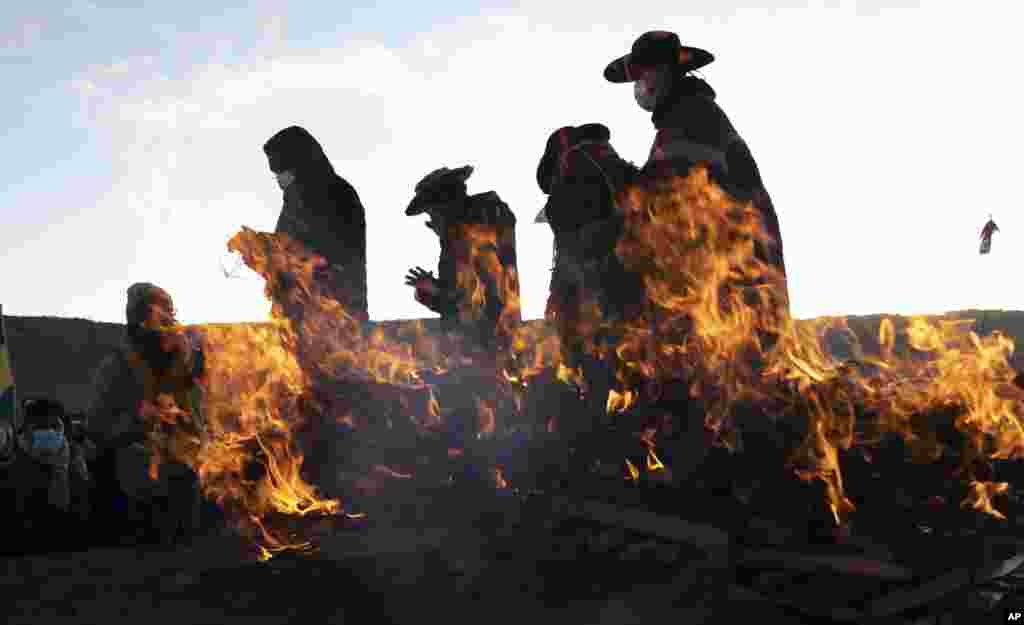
[767,594,862,621]
[867,536,1024,617]
[739,549,915,581]
[867,568,971,617]
[976,537,1024,583]
[546,495,730,552]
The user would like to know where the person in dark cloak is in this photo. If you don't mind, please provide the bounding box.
[535,123,643,324]
[404,166,519,485]
[534,123,643,421]
[603,31,788,299]
[404,165,519,350]
[263,125,369,324]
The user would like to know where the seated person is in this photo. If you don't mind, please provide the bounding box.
[11,398,84,544]
[87,283,207,546]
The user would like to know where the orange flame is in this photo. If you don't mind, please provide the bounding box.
[625,458,640,481]
[595,166,1022,523]
[192,164,1022,551]
[962,480,1010,519]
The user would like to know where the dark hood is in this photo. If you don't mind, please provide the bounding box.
[263,126,336,178]
[536,123,612,195]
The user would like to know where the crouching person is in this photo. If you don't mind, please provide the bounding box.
[87,282,207,546]
[10,398,91,545]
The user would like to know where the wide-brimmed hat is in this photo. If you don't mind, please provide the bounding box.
[604,31,714,83]
[405,165,474,216]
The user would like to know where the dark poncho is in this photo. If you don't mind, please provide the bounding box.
[264,126,368,320]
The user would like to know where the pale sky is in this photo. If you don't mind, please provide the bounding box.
[3,0,1021,325]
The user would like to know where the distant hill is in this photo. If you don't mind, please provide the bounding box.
[3,310,1021,414]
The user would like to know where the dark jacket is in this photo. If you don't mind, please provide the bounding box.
[264,127,368,321]
[541,138,643,325]
[421,192,519,342]
[543,140,638,260]
[644,77,787,284]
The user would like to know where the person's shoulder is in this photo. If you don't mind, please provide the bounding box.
[85,345,136,430]
[90,344,134,389]
[329,173,362,199]
[327,175,366,215]
[466,192,515,224]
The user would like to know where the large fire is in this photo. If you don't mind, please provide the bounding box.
[605,166,1022,526]
[144,167,1021,558]
[186,321,347,559]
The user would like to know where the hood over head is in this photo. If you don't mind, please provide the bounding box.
[536,123,612,196]
[263,125,336,177]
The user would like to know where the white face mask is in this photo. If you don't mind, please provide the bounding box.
[275,170,296,191]
[633,67,670,112]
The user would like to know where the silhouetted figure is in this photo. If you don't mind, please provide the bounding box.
[536,123,642,325]
[264,126,369,323]
[604,31,788,299]
[535,123,643,420]
[404,165,520,350]
[980,215,999,255]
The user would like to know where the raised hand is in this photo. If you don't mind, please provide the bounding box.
[405,266,435,288]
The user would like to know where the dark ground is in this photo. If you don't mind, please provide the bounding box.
[0,484,823,625]
[5,474,1017,625]
[5,311,1023,623]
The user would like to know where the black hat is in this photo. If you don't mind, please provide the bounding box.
[405,165,474,216]
[604,31,714,83]
[23,398,66,418]
[22,397,66,431]
[535,123,611,196]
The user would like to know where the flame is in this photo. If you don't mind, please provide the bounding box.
[182,226,444,557]
[445,222,521,347]
[556,362,582,387]
[646,448,665,472]
[174,321,345,556]
[203,226,536,554]
[187,165,1022,557]
[607,389,637,414]
[962,480,1010,520]
[625,458,640,481]
[588,167,1022,523]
